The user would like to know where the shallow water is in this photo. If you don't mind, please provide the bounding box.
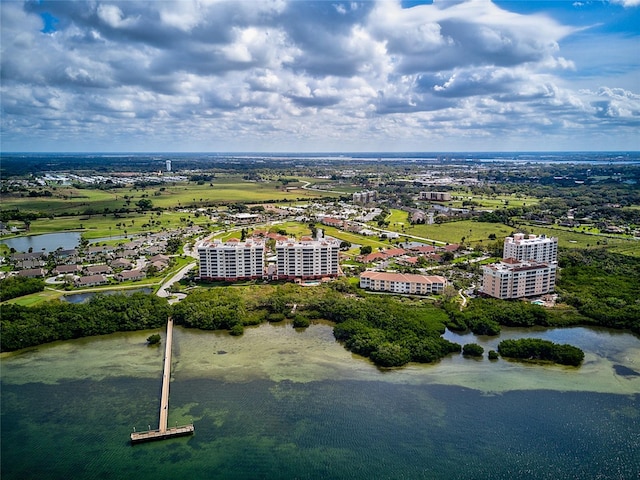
[2,323,639,479]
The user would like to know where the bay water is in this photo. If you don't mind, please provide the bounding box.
[2,322,639,479]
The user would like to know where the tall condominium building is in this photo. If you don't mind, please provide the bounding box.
[503,233,558,264]
[419,191,451,202]
[275,237,340,280]
[482,259,556,300]
[359,271,447,295]
[353,190,378,205]
[198,239,265,281]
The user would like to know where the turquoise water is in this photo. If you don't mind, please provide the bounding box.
[2,324,639,479]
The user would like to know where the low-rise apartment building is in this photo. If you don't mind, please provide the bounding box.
[482,259,556,299]
[198,239,265,281]
[359,271,447,295]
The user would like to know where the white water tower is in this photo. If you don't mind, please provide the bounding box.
[165,160,172,172]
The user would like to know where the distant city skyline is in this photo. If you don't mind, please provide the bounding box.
[1,0,639,153]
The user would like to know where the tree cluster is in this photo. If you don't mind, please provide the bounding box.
[557,249,640,334]
[445,298,550,336]
[312,293,460,367]
[497,338,584,366]
[0,276,45,302]
[1,293,170,352]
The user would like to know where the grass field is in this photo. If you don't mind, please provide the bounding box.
[320,226,391,250]
[0,176,341,215]
[6,288,62,306]
[8,211,213,240]
[447,191,540,209]
[519,223,640,256]
[383,211,513,245]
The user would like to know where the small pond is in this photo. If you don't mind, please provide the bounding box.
[62,288,153,304]
[0,232,81,253]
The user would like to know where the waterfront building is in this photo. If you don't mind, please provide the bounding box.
[482,259,556,299]
[359,271,447,295]
[198,239,265,281]
[275,237,340,280]
[503,233,558,264]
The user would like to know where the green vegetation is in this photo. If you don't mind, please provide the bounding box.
[146,333,161,345]
[497,338,584,366]
[384,215,514,246]
[0,276,45,301]
[488,350,499,360]
[0,175,339,217]
[172,289,247,331]
[318,293,460,367]
[0,293,170,352]
[445,298,550,335]
[557,249,640,334]
[462,343,484,357]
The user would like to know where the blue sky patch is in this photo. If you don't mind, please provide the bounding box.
[40,12,58,33]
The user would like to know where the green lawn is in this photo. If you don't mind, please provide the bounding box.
[383,215,513,245]
[12,211,214,240]
[1,176,340,215]
[447,191,540,209]
[321,225,391,249]
[519,223,640,256]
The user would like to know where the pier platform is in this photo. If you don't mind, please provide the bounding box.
[130,317,194,444]
[130,424,195,444]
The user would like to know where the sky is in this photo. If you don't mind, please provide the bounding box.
[1,0,639,153]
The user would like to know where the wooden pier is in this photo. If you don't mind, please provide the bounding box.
[131,318,194,444]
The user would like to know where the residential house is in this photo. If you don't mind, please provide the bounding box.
[116,269,146,282]
[111,258,134,269]
[84,265,112,275]
[53,264,82,275]
[17,268,46,278]
[75,274,108,287]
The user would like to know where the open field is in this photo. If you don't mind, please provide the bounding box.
[447,191,540,209]
[383,212,513,245]
[519,223,640,256]
[320,226,391,249]
[0,176,341,215]
[6,288,62,306]
[386,209,409,226]
[5,211,213,240]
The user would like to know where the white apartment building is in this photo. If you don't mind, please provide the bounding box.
[359,271,447,295]
[503,233,558,264]
[198,239,265,281]
[275,237,340,280]
[482,259,556,300]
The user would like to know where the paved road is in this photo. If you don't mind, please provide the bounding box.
[156,261,196,304]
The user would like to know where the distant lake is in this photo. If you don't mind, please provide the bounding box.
[0,232,81,253]
[1,232,135,253]
[62,288,153,304]
[1,323,638,479]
